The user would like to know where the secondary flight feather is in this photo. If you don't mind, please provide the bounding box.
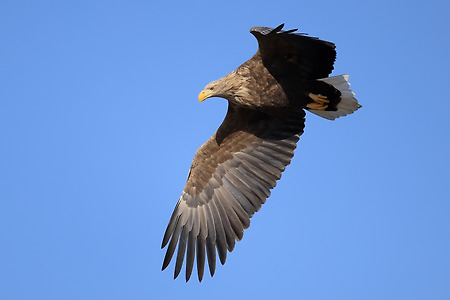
[161,24,360,282]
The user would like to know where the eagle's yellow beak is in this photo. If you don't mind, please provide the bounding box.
[198,89,212,103]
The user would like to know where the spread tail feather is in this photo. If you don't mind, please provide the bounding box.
[308,75,361,120]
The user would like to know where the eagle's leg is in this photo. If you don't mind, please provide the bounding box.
[306,93,329,110]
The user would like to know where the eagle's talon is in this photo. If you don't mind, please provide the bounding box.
[306,102,329,110]
[309,93,329,103]
[307,93,329,110]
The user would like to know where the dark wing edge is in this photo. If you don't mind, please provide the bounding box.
[161,107,305,281]
[250,24,337,79]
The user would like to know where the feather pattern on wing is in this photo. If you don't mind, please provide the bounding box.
[162,106,305,281]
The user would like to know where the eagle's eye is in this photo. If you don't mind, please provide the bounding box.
[210,87,214,91]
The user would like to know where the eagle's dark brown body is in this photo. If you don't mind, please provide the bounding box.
[161,24,360,282]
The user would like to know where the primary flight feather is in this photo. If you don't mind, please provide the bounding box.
[161,24,360,282]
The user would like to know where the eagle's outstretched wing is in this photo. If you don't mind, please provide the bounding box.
[250,24,336,79]
[162,105,305,281]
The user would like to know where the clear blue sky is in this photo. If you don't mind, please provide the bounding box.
[1,0,449,299]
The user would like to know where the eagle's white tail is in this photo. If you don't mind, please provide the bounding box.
[308,75,361,120]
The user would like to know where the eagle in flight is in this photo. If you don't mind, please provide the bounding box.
[161,24,360,282]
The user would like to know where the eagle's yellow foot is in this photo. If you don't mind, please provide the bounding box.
[307,93,329,110]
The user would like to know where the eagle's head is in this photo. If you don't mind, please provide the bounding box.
[198,71,246,103]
